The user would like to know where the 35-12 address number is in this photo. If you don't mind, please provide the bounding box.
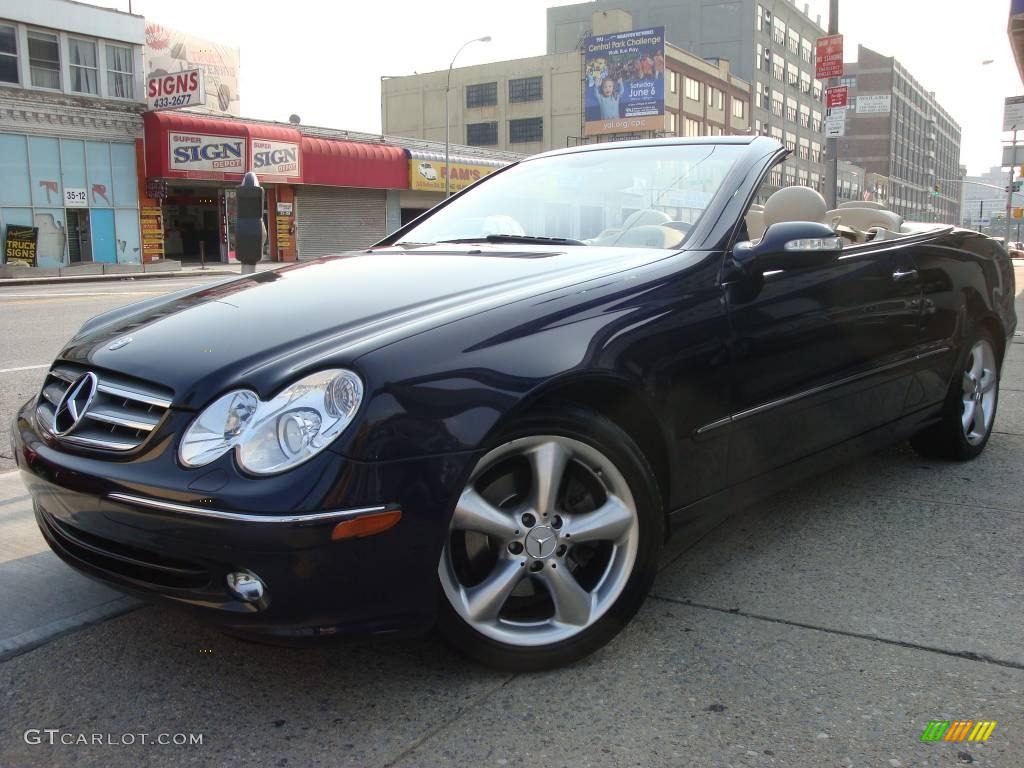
[153,94,193,108]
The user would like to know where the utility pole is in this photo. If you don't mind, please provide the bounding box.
[823,0,839,209]
[1007,128,1018,246]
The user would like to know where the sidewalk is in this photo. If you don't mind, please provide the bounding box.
[0,260,288,287]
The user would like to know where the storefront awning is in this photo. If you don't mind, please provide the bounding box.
[406,150,511,169]
[300,138,408,189]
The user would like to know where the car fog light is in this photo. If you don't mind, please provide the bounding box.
[226,571,265,602]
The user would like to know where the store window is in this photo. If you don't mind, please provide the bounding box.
[106,44,134,98]
[732,99,745,119]
[466,121,498,146]
[685,77,701,102]
[28,31,60,89]
[508,76,542,103]
[508,117,542,143]
[0,25,17,84]
[69,38,98,94]
[0,133,141,267]
[684,118,701,137]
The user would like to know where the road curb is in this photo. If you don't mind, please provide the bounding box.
[0,269,243,287]
[0,596,143,662]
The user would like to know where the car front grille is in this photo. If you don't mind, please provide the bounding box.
[35,364,173,452]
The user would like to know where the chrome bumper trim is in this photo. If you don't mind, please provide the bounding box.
[106,492,391,525]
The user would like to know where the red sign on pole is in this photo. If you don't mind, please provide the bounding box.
[815,34,844,80]
[825,86,848,109]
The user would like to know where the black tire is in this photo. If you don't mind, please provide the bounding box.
[436,406,663,672]
[911,327,1001,460]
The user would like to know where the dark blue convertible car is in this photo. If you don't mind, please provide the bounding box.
[12,137,1016,670]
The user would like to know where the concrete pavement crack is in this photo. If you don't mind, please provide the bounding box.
[649,594,1024,671]
[379,673,516,768]
[856,492,1024,516]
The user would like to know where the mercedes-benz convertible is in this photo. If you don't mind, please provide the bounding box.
[12,136,1016,670]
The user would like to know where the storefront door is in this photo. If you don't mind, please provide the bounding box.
[66,210,92,263]
[90,209,116,263]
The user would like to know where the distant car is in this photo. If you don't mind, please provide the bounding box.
[12,136,1017,671]
[1008,241,1024,258]
[418,162,438,181]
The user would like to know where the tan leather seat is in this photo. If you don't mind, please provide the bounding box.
[745,204,766,240]
[591,209,672,245]
[762,186,829,227]
[838,200,886,210]
[827,207,903,233]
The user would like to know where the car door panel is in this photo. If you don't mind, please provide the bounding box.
[724,240,922,483]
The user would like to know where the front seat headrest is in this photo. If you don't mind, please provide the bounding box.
[762,186,829,228]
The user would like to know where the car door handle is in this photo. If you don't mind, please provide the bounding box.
[892,268,918,282]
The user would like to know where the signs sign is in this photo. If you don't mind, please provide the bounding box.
[4,225,38,266]
[275,216,292,250]
[408,160,499,193]
[169,132,246,175]
[1004,95,1024,131]
[825,86,848,109]
[145,23,240,115]
[276,202,293,215]
[64,188,88,207]
[147,68,206,111]
[583,27,666,136]
[824,108,846,137]
[251,139,300,181]
[815,34,843,80]
[856,94,892,114]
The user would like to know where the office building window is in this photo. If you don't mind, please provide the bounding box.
[771,91,783,117]
[508,76,542,103]
[668,111,677,133]
[801,38,812,64]
[786,99,797,122]
[812,79,822,100]
[812,110,822,131]
[684,118,701,137]
[732,99,745,119]
[800,71,811,95]
[69,39,98,94]
[787,63,798,87]
[756,44,763,71]
[0,25,17,84]
[772,17,786,45]
[799,105,810,127]
[798,138,809,160]
[772,54,784,81]
[839,75,856,87]
[28,31,60,89]
[757,4,764,31]
[788,29,800,54]
[785,132,796,151]
[106,44,134,98]
[466,121,498,146]
[466,82,497,108]
[707,86,723,110]
[669,70,678,93]
[508,117,542,143]
[685,77,701,102]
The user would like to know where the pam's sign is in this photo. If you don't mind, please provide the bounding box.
[169,132,246,175]
[147,68,206,111]
[252,140,300,180]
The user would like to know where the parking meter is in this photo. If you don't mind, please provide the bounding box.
[236,171,265,273]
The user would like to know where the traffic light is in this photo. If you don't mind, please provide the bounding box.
[931,184,940,197]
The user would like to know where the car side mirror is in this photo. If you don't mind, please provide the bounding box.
[733,221,842,273]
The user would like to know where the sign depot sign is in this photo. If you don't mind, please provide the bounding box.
[251,140,300,181]
[583,27,666,136]
[147,68,206,111]
[408,160,498,193]
[815,34,843,80]
[64,187,88,207]
[169,132,246,176]
[4,225,38,266]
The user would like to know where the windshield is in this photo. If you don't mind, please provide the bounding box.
[398,143,744,250]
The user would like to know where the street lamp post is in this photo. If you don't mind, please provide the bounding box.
[445,36,491,198]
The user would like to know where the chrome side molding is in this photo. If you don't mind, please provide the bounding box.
[106,492,392,525]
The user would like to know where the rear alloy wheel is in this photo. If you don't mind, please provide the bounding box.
[437,408,662,671]
[912,329,1000,460]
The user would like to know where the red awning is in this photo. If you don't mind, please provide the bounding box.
[300,137,408,189]
[145,112,408,189]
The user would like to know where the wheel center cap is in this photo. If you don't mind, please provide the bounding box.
[525,526,558,559]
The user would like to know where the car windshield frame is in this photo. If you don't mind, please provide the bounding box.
[392,141,748,252]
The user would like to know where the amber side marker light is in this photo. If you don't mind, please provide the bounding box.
[331,509,402,541]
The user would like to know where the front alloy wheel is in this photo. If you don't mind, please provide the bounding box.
[437,408,662,670]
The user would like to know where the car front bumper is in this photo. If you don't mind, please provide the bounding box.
[12,400,481,638]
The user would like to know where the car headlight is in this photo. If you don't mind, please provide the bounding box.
[179,369,363,475]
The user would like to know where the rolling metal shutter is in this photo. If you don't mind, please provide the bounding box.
[295,186,387,260]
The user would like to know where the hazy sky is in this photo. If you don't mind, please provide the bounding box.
[95,0,1019,174]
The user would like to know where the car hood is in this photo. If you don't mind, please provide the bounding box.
[60,244,672,408]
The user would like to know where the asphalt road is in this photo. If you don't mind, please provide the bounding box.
[0,270,1022,767]
[0,276,228,471]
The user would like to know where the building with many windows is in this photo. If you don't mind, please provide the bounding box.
[547,0,828,194]
[838,45,962,224]
[0,0,146,268]
[381,10,750,154]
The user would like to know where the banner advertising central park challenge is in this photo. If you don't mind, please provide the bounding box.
[584,27,665,136]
